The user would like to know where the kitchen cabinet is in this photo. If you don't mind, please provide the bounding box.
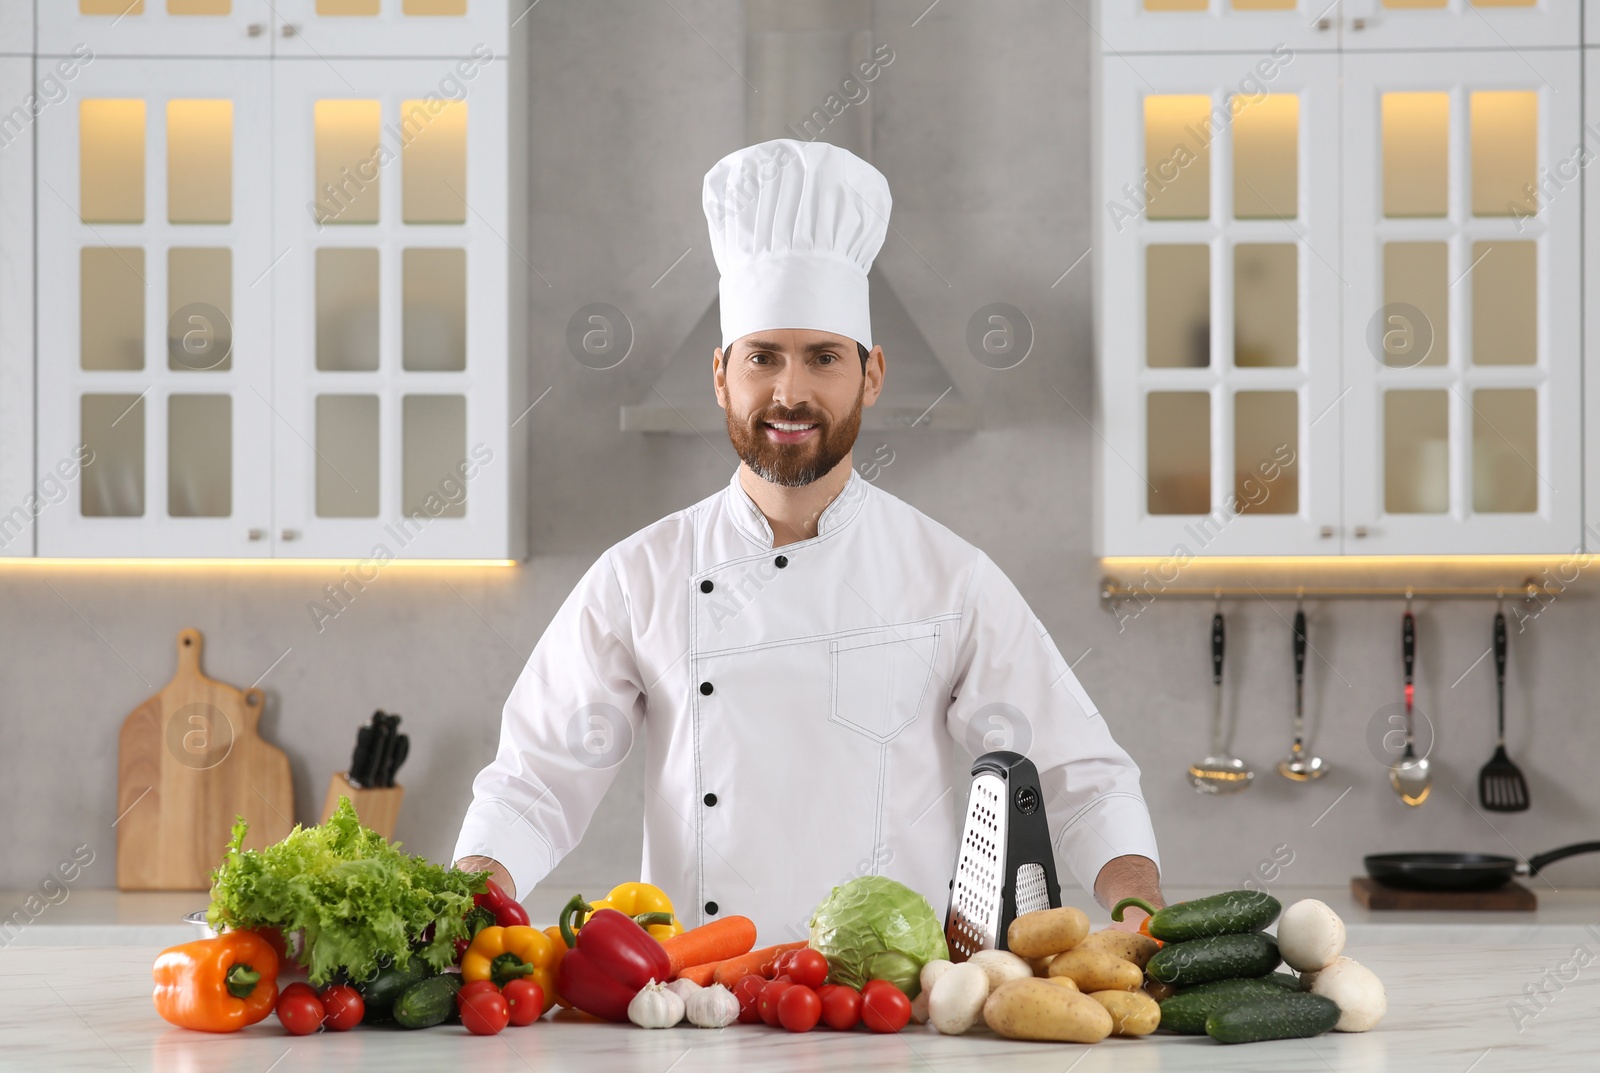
[38,1,277,58]
[273,0,508,59]
[1094,21,1584,556]
[0,55,34,558]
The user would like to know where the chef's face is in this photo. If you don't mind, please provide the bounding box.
[714,329,885,487]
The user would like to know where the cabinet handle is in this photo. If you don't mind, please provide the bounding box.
[1316,18,1332,31]
[1354,526,1370,539]
[1351,17,1366,30]
[247,22,264,36]
[281,23,299,37]
[281,529,300,541]
[248,528,266,541]
[1319,526,1335,539]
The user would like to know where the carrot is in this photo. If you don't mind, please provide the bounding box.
[674,960,723,987]
[661,915,758,978]
[709,941,808,988]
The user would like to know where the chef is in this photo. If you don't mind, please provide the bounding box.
[455,138,1165,941]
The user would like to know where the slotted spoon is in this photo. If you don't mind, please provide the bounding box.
[1478,610,1529,811]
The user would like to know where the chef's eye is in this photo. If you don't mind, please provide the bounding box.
[815,352,838,365]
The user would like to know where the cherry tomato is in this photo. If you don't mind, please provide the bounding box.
[500,979,543,1027]
[456,979,500,1007]
[861,985,911,1034]
[861,978,901,1001]
[318,985,364,1032]
[459,989,511,1035]
[785,949,829,990]
[777,984,821,1032]
[733,973,766,1024]
[275,989,325,1036]
[278,981,318,1005]
[758,980,793,1027]
[817,984,862,1031]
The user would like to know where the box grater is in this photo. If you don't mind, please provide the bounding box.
[944,750,1062,961]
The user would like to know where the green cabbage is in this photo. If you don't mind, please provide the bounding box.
[807,876,950,997]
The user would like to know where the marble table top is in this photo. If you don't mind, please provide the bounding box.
[1,940,1594,1072]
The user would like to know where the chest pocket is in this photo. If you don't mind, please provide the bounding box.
[830,623,942,744]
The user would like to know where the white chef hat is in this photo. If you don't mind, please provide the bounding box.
[702,138,891,352]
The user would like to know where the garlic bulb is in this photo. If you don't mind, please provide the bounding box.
[685,983,740,1029]
[628,979,686,1029]
[665,978,703,1004]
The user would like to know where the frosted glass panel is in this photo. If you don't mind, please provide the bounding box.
[402,395,466,517]
[1383,93,1449,218]
[1233,95,1297,219]
[318,0,379,13]
[167,100,231,224]
[81,394,145,517]
[405,0,468,12]
[1385,390,1449,514]
[1233,0,1295,6]
[1145,96,1210,220]
[1384,0,1446,6]
[81,1,143,13]
[314,100,381,225]
[316,395,379,517]
[1144,0,1205,9]
[1471,91,1537,217]
[169,1,232,14]
[1148,392,1210,515]
[1234,244,1296,368]
[80,100,145,223]
[400,99,467,223]
[1473,389,1537,513]
[168,248,232,371]
[168,395,231,517]
[316,248,379,372]
[1472,240,1535,366]
[403,248,466,371]
[81,247,145,371]
[1146,245,1210,368]
[1235,391,1297,514]
[1382,242,1448,367]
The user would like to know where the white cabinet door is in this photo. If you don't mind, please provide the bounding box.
[273,0,506,59]
[1097,52,1343,556]
[36,59,277,557]
[1585,49,1600,550]
[0,4,32,56]
[38,1,276,58]
[1096,0,1341,56]
[0,58,35,557]
[1340,0,1578,52]
[271,58,513,560]
[1341,49,1581,554]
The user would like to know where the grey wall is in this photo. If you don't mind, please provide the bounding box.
[5,0,1599,900]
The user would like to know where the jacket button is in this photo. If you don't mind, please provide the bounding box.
[700,681,714,695]
[705,901,718,915]
[774,555,788,568]
[700,579,714,593]
[703,792,717,807]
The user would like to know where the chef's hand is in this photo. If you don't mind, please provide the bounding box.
[1092,854,1164,934]
[455,855,515,900]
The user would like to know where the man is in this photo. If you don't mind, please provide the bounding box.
[455,138,1163,940]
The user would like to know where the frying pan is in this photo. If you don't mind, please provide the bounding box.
[1365,842,1600,892]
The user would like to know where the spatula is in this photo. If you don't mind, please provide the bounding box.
[1478,611,1529,812]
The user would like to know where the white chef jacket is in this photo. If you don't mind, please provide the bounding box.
[455,468,1160,941]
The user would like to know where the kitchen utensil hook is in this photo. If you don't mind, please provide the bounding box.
[1404,587,1414,614]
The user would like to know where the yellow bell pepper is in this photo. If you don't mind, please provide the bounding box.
[460,925,558,1014]
[581,881,683,941]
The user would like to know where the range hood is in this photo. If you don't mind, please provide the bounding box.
[621,0,975,435]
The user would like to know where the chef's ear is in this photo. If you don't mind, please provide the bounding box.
[861,344,886,407]
[712,346,729,410]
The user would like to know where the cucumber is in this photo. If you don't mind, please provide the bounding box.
[1145,890,1281,942]
[393,974,463,1029]
[357,959,436,1023]
[1157,976,1300,1035]
[1205,992,1340,1044]
[1178,971,1300,996]
[1147,932,1280,987]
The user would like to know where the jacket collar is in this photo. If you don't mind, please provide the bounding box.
[725,465,869,549]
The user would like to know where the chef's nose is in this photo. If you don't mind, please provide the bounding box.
[769,360,811,410]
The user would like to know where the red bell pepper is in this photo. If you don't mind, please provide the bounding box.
[476,878,531,927]
[555,895,670,1022]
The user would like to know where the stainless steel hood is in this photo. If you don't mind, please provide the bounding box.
[621,0,974,435]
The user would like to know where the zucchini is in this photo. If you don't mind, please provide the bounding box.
[1157,976,1297,1035]
[1116,890,1281,942]
[1205,992,1340,1044]
[393,973,463,1029]
[357,959,436,1023]
[1147,932,1280,987]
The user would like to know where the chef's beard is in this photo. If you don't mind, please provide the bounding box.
[726,380,864,488]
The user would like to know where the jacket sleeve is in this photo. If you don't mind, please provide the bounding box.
[453,549,645,897]
[944,553,1161,896]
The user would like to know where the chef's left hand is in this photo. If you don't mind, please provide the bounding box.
[1092,853,1164,932]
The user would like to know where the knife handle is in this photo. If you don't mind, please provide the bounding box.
[1211,612,1225,685]
[1402,610,1415,686]
[1293,609,1306,686]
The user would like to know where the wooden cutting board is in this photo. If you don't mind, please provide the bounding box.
[1351,876,1537,911]
[117,628,295,890]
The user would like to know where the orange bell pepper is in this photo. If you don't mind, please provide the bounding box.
[152,930,280,1033]
[544,924,573,1008]
[461,925,559,1014]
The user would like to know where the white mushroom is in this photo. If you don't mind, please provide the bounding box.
[1277,898,1346,972]
[1307,957,1387,1032]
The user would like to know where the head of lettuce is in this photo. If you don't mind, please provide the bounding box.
[808,876,950,997]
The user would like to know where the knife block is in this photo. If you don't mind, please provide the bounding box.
[321,772,404,840]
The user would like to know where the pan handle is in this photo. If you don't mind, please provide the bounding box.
[1526,842,1600,875]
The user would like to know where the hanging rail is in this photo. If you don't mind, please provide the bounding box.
[1100,575,1549,611]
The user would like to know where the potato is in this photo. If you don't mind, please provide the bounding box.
[967,949,1033,991]
[929,963,991,1036]
[1047,947,1143,992]
[1007,906,1090,959]
[1028,956,1054,978]
[1075,929,1161,970]
[983,978,1113,1043]
[1143,976,1176,1002]
[1045,975,1079,992]
[1088,989,1161,1037]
